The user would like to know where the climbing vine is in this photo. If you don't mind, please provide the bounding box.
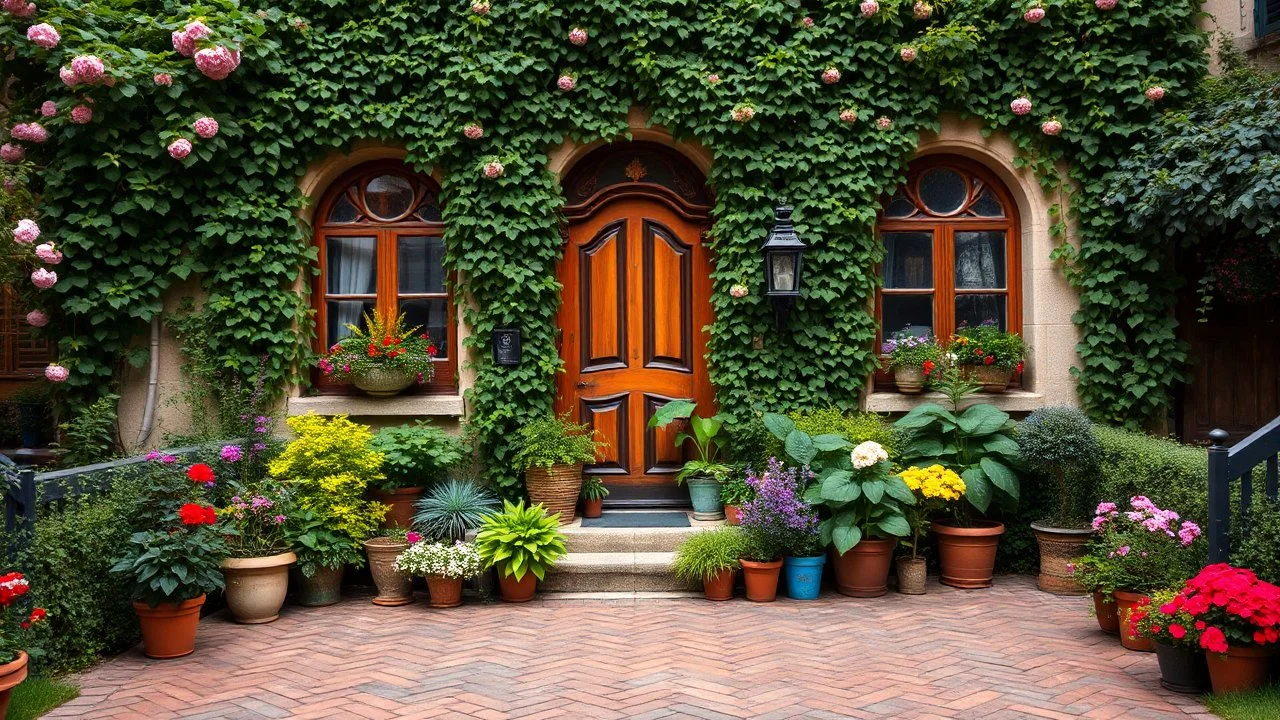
[1,0,1207,493]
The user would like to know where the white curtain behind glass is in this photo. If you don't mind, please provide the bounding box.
[329,237,375,337]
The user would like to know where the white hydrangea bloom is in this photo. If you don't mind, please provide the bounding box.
[850,440,888,469]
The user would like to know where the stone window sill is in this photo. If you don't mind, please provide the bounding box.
[865,389,1043,413]
[287,394,465,417]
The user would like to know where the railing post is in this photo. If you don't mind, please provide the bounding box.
[1207,429,1231,564]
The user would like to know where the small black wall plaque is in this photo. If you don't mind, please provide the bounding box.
[492,328,521,367]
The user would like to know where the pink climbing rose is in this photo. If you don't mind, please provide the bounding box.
[193,116,219,139]
[1095,0,1116,9]
[821,67,841,84]
[483,161,504,179]
[471,1,490,15]
[70,104,93,125]
[729,284,749,298]
[25,310,48,328]
[2,0,35,18]
[900,47,917,63]
[1024,6,1046,23]
[44,363,68,382]
[172,20,211,57]
[463,123,484,140]
[26,23,59,48]
[913,2,932,20]
[730,104,755,123]
[1010,97,1032,115]
[70,55,105,84]
[568,27,587,46]
[194,46,241,81]
[167,138,193,160]
[11,123,48,143]
[557,74,576,91]
[1041,118,1063,136]
[839,108,857,124]
[35,243,62,264]
[860,0,879,17]
[876,116,893,130]
[31,268,57,289]
[13,219,40,244]
[0,144,24,163]
[154,73,173,86]
[1145,86,1166,102]
[40,101,57,117]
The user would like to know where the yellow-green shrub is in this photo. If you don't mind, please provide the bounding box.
[270,414,387,542]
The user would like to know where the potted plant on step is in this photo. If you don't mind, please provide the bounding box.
[1129,589,1209,694]
[648,400,733,520]
[720,475,752,526]
[319,310,438,397]
[950,322,1025,393]
[671,527,744,600]
[287,509,364,607]
[475,501,567,602]
[580,476,608,519]
[365,528,421,606]
[395,540,484,608]
[369,421,467,528]
[882,332,941,394]
[514,416,603,524]
[0,571,48,718]
[897,465,966,595]
[1165,564,1280,694]
[736,459,822,602]
[1017,406,1100,595]
[412,478,501,541]
[219,485,297,624]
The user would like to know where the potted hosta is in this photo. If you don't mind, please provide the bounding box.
[720,475,752,526]
[1017,407,1099,595]
[475,501,567,602]
[369,421,466,528]
[287,509,364,607]
[0,571,47,718]
[514,416,603,524]
[737,459,822,602]
[648,400,733,520]
[882,332,941,394]
[950,322,1025,392]
[319,310,438,397]
[1129,589,1209,694]
[364,528,421,606]
[671,527,743,601]
[394,540,484,608]
[897,464,966,595]
[1167,564,1280,693]
[110,502,227,658]
[580,476,608,519]
[219,487,297,624]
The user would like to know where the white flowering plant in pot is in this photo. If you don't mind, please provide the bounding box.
[394,541,484,580]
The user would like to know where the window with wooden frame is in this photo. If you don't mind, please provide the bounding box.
[876,156,1022,349]
[312,161,456,394]
[0,284,52,380]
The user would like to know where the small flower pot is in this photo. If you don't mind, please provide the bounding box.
[0,651,29,719]
[1206,645,1276,694]
[893,366,926,394]
[1112,589,1155,652]
[222,552,297,624]
[1093,590,1120,635]
[1154,642,1209,694]
[426,575,464,608]
[353,366,415,397]
[784,555,826,600]
[363,538,414,606]
[740,558,783,602]
[582,497,604,519]
[370,486,425,529]
[497,569,537,603]
[686,476,725,520]
[295,565,344,607]
[831,538,896,597]
[1030,522,1092,596]
[133,594,205,659]
[969,365,1012,393]
[896,556,927,595]
[525,464,583,524]
[703,568,735,601]
[723,504,742,526]
[933,520,1004,589]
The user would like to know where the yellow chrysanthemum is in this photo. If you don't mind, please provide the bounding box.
[899,464,966,502]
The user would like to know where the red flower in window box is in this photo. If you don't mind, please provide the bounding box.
[186,464,215,484]
[319,311,437,393]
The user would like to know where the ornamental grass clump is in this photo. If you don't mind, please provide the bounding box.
[1072,496,1204,597]
[1017,406,1101,527]
[412,478,500,542]
[672,527,744,583]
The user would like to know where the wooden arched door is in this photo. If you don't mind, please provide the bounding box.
[556,143,714,506]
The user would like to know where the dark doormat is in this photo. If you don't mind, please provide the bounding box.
[581,512,691,528]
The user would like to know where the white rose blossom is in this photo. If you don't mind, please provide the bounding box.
[850,440,888,469]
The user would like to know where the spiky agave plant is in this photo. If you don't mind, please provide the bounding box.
[412,479,499,542]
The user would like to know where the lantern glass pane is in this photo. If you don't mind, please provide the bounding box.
[770,253,797,293]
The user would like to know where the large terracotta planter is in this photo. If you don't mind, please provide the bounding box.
[896,556,927,595]
[1205,644,1276,694]
[133,594,205,659]
[582,497,604,519]
[1155,642,1209,694]
[969,365,1012,393]
[740,558,783,602]
[1093,590,1120,635]
[1113,589,1155,652]
[933,520,1004,588]
[353,366,414,397]
[295,565,344,607]
[363,538,414,606]
[1030,522,1092,595]
[370,487,425,529]
[831,538,896,597]
[723,504,742,526]
[426,575,464,608]
[497,569,537,603]
[0,651,28,719]
[894,366,926,394]
[222,551,296,624]
[525,464,582,524]
[702,568,735,601]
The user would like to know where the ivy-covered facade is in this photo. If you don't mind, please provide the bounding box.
[0,0,1223,493]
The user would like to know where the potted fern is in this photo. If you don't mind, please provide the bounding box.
[647,400,732,520]
[475,501,568,602]
[580,476,609,518]
[672,527,743,601]
[513,416,603,524]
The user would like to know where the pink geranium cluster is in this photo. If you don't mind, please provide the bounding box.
[1092,496,1201,547]
[13,219,40,244]
[26,23,59,48]
[1163,564,1280,653]
[194,46,241,81]
[35,243,61,264]
[172,20,211,57]
[193,116,219,139]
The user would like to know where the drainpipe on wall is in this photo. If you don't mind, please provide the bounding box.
[135,315,160,449]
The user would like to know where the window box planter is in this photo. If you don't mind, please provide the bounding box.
[893,366,926,394]
[353,367,415,397]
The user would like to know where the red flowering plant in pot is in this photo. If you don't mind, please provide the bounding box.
[0,571,49,718]
[319,310,438,397]
[1128,589,1208,694]
[881,332,941,394]
[948,322,1026,392]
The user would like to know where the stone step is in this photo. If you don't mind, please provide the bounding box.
[541,551,700,593]
[559,512,724,553]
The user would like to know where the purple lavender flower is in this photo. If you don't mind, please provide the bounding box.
[738,458,820,558]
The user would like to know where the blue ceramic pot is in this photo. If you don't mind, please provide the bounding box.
[685,477,724,520]
[784,554,826,600]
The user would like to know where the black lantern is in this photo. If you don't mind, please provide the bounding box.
[762,203,806,327]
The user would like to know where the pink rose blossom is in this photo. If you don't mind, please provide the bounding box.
[875,116,893,130]
[25,310,48,327]
[172,20,211,57]
[2,0,35,18]
[1024,6,1046,23]
[13,219,40,244]
[729,284,749,298]
[35,243,62,264]
[860,0,879,18]
[26,23,60,49]
[1011,97,1032,115]
[40,101,57,117]
[707,73,720,84]
[731,105,755,123]
[821,67,841,84]
[1041,118,1063,136]
[31,268,57,289]
[556,74,576,91]
[471,1,490,15]
[839,108,857,124]
[1145,86,1166,102]
[1095,0,1116,8]
[802,17,814,27]
[193,116,219,139]
[70,55,105,84]
[167,138,193,160]
[70,104,93,125]
[194,45,241,81]
[463,123,484,140]
[153,73,173,86]
[44,363,68,382]
[568,27,587,46]
[0,144,24,163]
[913,2,932,20]
[900,47,917,63]
[483,161,504,179]
[59,66,79,87]
[11,123,48,143]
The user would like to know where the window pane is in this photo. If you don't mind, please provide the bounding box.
[885,192,916,218]
[365,174,414,220]
[398,236,446,294]
[971,187,1003,217]
[328,192,360,223]
[400,298,449,359]
[955,294,1007,331]
[326,236,376,295]
[918,168,967,215]
[882,232,933,289]
[882,295,933,338]
[327,300,376,343]
[954,231,1006,289]
[414,197,442,223]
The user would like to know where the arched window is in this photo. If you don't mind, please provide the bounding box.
[877,156,1022,346]
[312,161,455,393]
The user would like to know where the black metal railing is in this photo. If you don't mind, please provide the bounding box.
[1207,416,1280,563]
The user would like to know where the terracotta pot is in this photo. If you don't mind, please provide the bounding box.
[969,365,1012,393]
[1113,590,1155,652]
[525,464,583,524]
[497,568,537,603]
[1155,642,1209,694]
[582,496,604,518]
[703,568,735,601]
[933,520,1004,588]
[222,551,296,624]
[1093,591,1120,635]
[295,565,343,607]
[830,538,896,597]
[370,487,425,529]
[133,594,205,659]
[896,556,927,595]
[363,538,414,606]
[1030,522,1092,595]
[740,558,783,602]
[1206,644,1276,694]
[894,366,926,394]
[724,504,742,526]
[353,366,414,397]
[426,575,464,608]
[0,651,28,720]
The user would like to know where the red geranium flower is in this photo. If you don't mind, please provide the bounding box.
[983,355,995,366]
[427,344,438,356]
[187,463,215,483]
[382,336,392,346]
[202,506,218,525]
[179,503,208,525]
[922,360,935,376]
[27,607,46,625]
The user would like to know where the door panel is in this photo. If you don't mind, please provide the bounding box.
[644,221,693,371]
[580,393,630,475]
[580,222,628,371]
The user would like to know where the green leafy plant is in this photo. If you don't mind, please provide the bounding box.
[671,527,743,583]
[56,394,120,467]
[648,400,732,484]
[1231,501,1280,586]
[512,416,602,470]
[763,407,897,461]
[370,421,468,491]
[286,509,364,578]
[474,500,567,581]
[109,508,228,607]
[580,476,609,501]
[719,475,753,506]
[412,478,500,542]
[951,323,1026,370]
[1017,406,1100,527]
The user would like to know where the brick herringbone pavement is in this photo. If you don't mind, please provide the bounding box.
[50,577,1214,720]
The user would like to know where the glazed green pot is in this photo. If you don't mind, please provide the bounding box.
[686,476,725,520]
[295,565,344,607]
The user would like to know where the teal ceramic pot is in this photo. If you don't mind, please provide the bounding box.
[685,477,725,520]
[784,555,826,600]
[295,565,343,607]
